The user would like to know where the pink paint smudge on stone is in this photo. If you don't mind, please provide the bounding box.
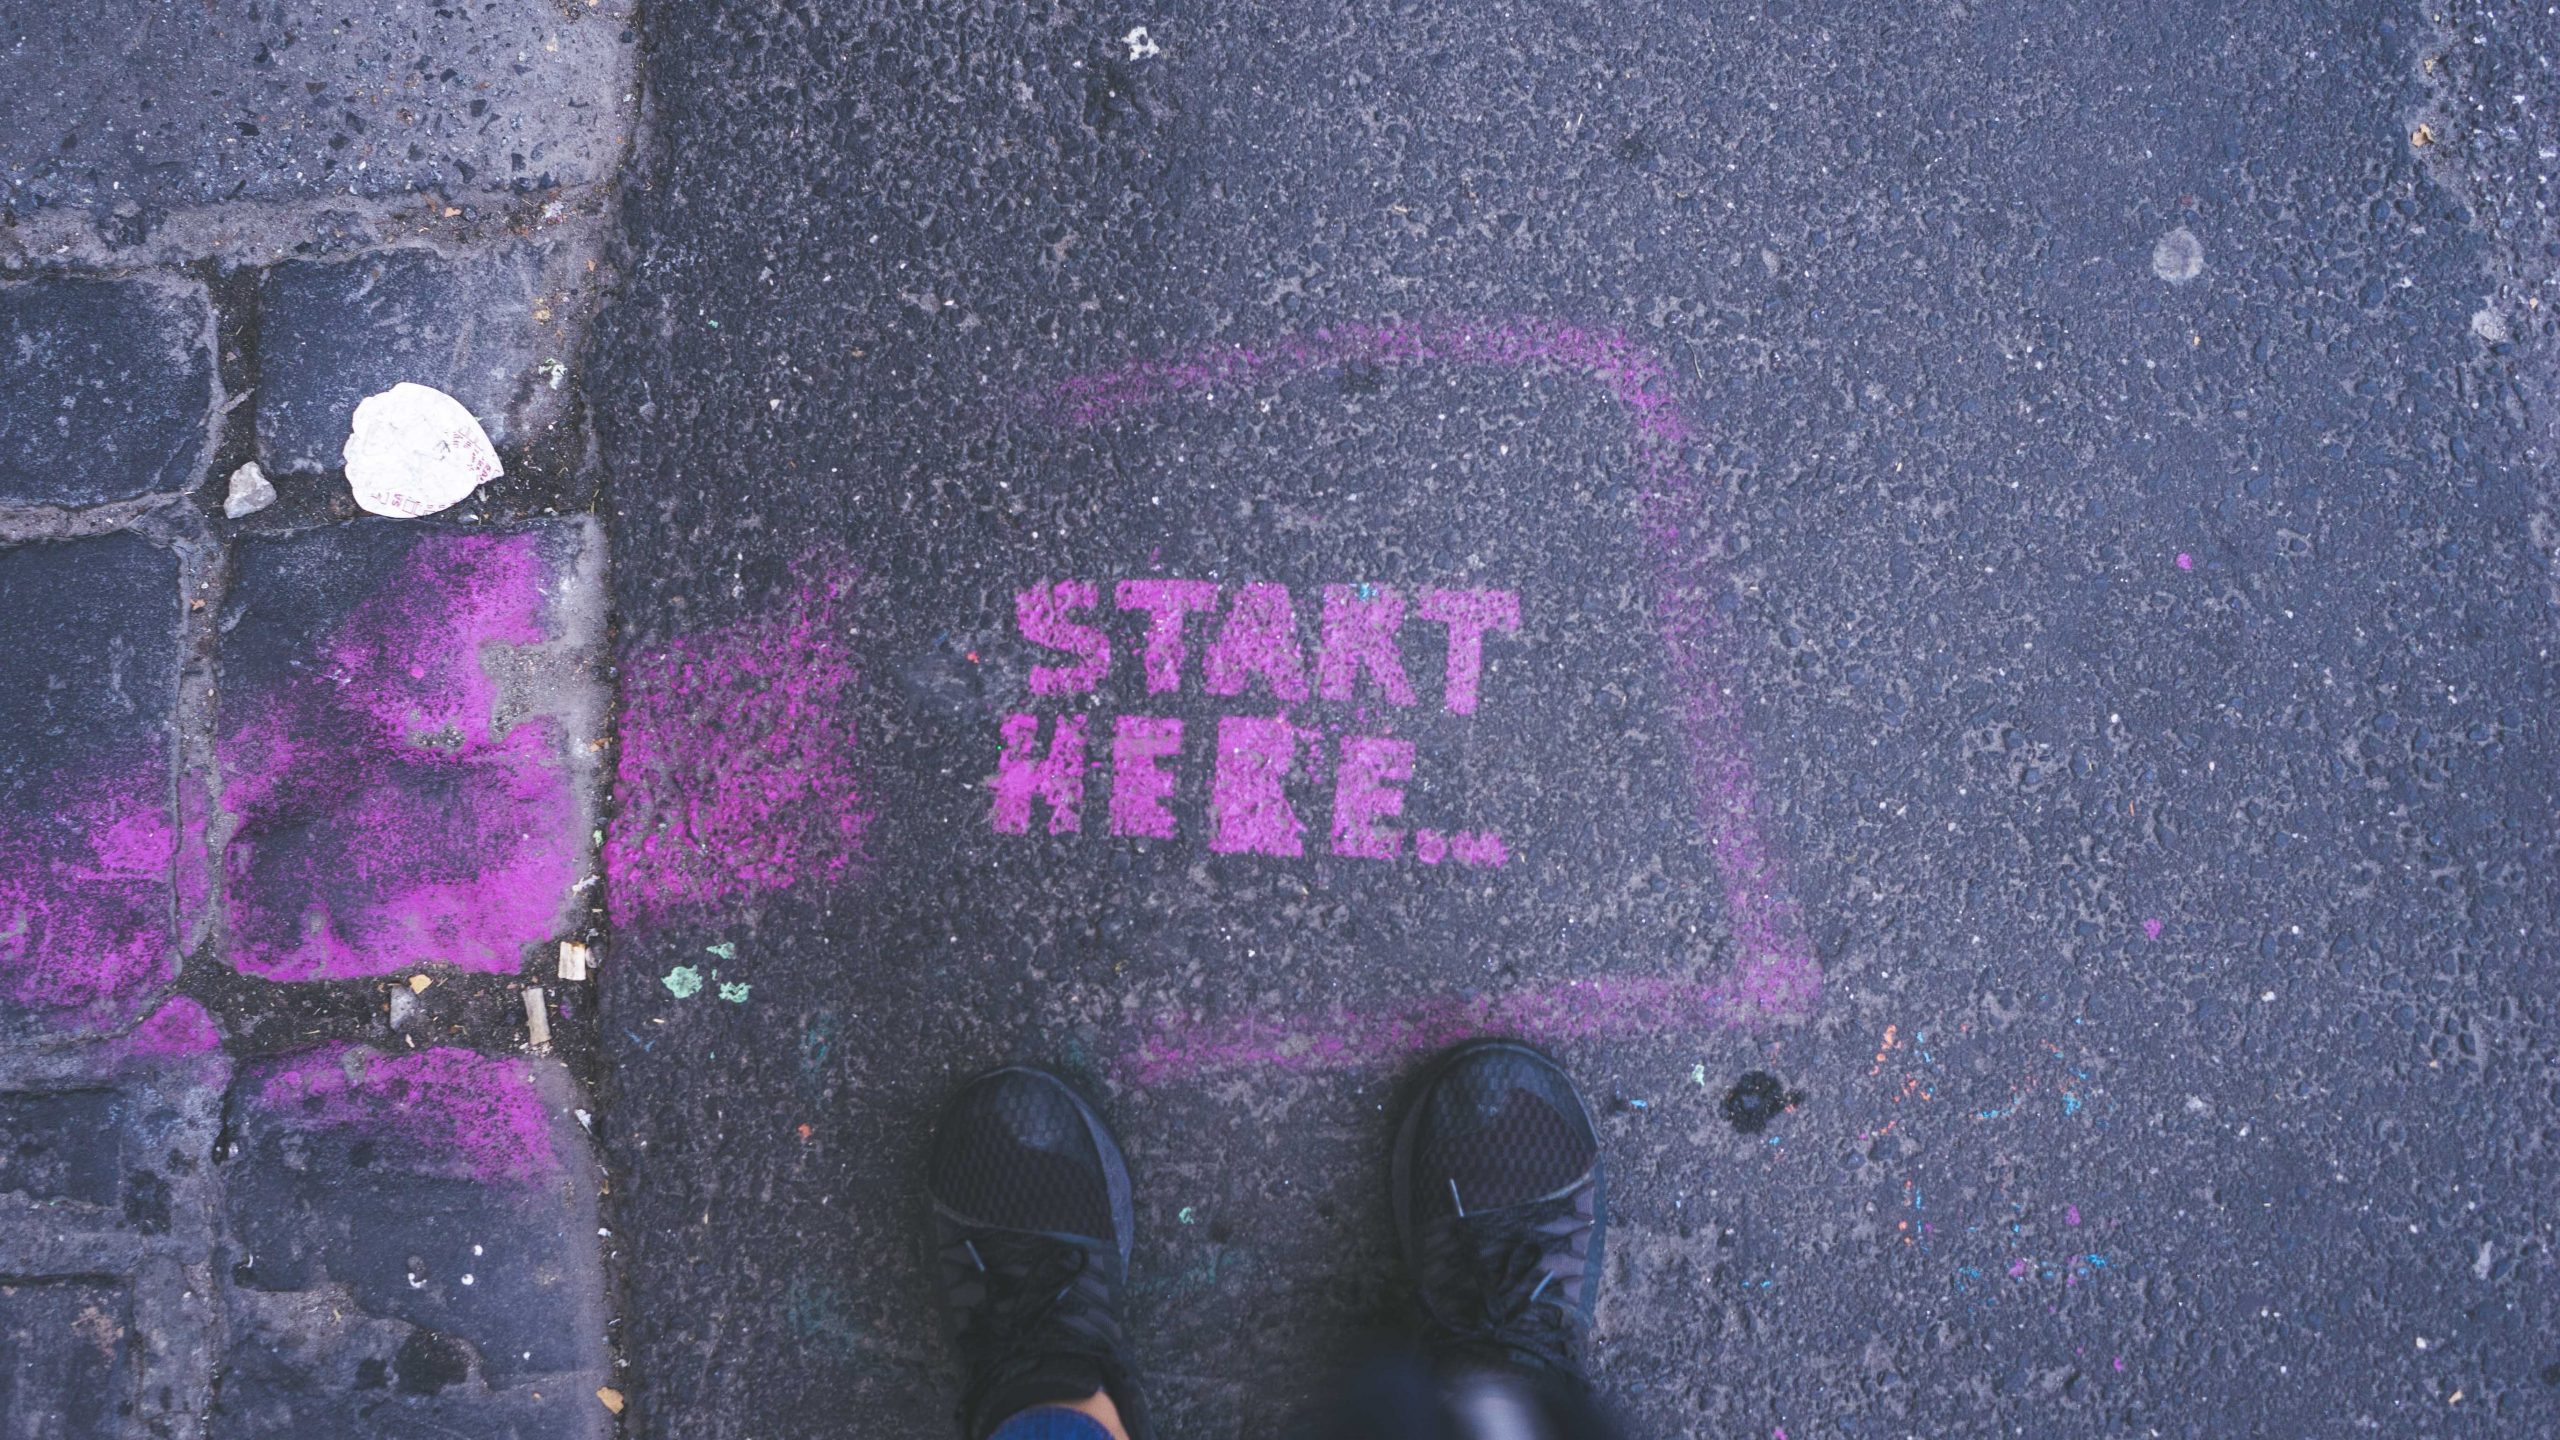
[990,713,1088,835]
[124,996,222,1057]
[2176,552,2194,571]
[1109,716,1183,839]
[1115,579,1220,693]
[222,532,584,979]
[248,1044,561,1186]
[1209,715,1305,856]
[1203,582,1311,701]
[1018,580,1110,695]
[0,763,175,1028]
[2142,918,2164,940]
[609,569,874,926]
[1040,319,1821,1077]
[1316,585,1416,706]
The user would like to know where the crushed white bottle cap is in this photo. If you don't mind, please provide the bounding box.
[342,382,503,518]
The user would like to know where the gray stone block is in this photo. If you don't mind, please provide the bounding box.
[255,241,597,476]
[0,276,217,506]
[0,533,182,1040]
[0,1280,133,1437]
[0,1001,231,1439]
[216,519,606,983]
[217,1045,610,1439]
[0,0,640,223]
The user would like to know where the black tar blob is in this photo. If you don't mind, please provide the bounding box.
[1721,1071,1802,1135]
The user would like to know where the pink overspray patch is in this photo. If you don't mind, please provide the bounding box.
[123,996,222,1057]
[608,570,873,925]
[0,763,176,1028]
[248,1044,562,1187]
[220,532,585,980]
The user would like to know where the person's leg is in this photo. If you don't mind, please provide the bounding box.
[1385,1040,1624,1440]
[982,1390,1128,1440]
[927,1067,1151,1440]
[984,1398,1123,1440]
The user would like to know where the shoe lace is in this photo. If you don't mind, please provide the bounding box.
[1415,1185,1595,1383]
[943,1228,1123,1426]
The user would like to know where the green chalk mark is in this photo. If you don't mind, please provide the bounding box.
[662,966,704,999]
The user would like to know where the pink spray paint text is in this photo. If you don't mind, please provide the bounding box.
[1032,320,1826,1078]
[992,579,1515,866]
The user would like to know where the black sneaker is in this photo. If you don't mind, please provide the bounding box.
[927,1066,1150,1440]
[1390,1040,1606,1387]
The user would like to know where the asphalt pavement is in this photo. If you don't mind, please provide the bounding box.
[591,3,2560,1436]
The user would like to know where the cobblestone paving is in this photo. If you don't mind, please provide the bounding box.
[1,1,636,1432]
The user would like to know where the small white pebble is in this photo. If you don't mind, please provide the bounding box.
[461,1274,476,1287]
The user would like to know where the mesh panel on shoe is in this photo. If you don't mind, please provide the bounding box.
[1414,1049,1597,1219]
[930,1071,1116,1241]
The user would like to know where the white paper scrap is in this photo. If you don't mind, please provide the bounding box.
[343,382,502,518]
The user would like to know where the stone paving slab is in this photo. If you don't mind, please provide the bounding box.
[216,1045,610,1439]
[0,998,231,1439]
[0,275,216,507]
[256,239,601,477]
[216,519,606,983]
[0,533,182,1040]
[0,1280,133,1437]
[0,0,641,226]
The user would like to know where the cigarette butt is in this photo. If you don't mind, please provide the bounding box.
[523,987,551,1048]
[596,1387,624,1415]
[558,940,591,982]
